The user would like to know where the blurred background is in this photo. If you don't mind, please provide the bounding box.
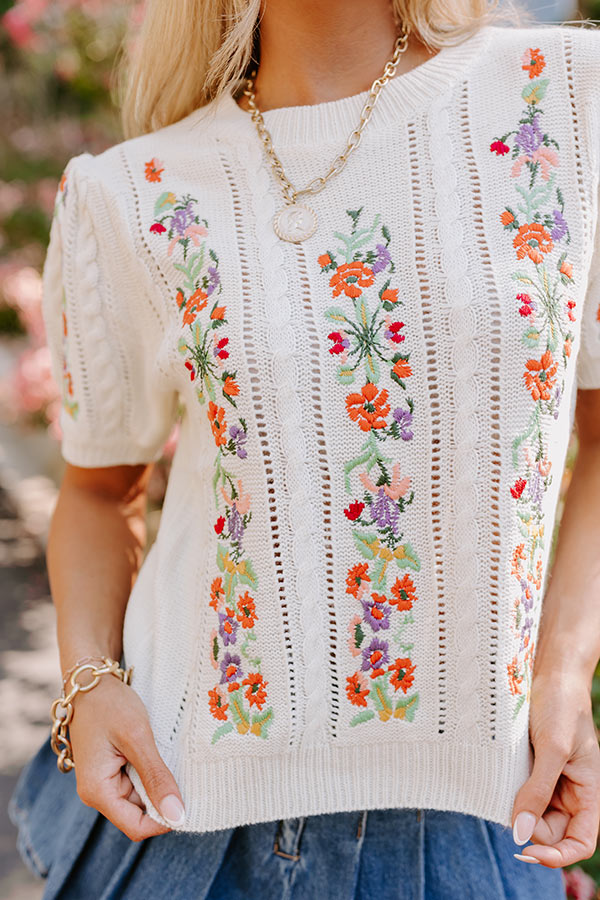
[0,0,599,897]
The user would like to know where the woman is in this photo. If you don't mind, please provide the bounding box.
[9,0,600,897]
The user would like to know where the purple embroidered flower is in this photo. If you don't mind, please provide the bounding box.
[206,264,220,296]
[552,383,563,419]
[229,423,248,459]
[218,608,238,646]
[519,577,534,613]
[551,209,568,241]
[361,637,390,675]
[527,469,544,509]
[227,502,245,545]
[515,114,543,155]
[220,651,242,684]
[360,596,392,632]
[172,200,196,236]
[371,243,392,275]
[368,488,401,535]
[519,616,533,652]
[393,407,414,441]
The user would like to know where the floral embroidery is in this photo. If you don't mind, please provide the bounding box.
[52,170,78,419]
[144,157,164,183]
[318,208,420,726]
[149,178,273,742]
[490,48,576,717]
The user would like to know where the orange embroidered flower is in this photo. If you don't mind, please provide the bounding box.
[346,671,370,707]
[559,259,573,279]
[346,562,371,598]
[392,358,412,380]
[390,574,417,610]
[62,310,68,337]
[564,337,572,357]
[183,288,208,325]
[388,657,416,693]
[144,157,165,183]
[318,253,332,267]
[211,305,226,320]
[346,382,390,431]
[236,591,257,628]
[209,576,226,610]
[500,210,515,226]
[208,401,228,446]
[242,672,268,708]
[222,376,240,397]
[521,47,546,79]
[512,222,553,264]
[511,543,526,577]
[596,303,600,323]
[381,287,399,305]
[329,261,375,298]
[523,349,558,401]
[208,686,229,720]
[507,658,523,695]
[59,172,67,192]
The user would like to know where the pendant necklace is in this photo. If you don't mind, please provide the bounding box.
[241,28,409,243]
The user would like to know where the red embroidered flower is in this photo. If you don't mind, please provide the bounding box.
[327,331,347,355]
[510,478,527,499]
[490,140,510,156]
[344,501,365,521]
[150,222,166,234]
[214,515,226,535]
[184,359,196,381]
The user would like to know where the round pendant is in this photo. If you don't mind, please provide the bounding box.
[273,203,318,243]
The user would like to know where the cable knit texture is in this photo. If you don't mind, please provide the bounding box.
[41,23,600,832]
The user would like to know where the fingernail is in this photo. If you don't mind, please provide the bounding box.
[514,853,540,864]
[160,794,185,827]
[513,810,537,845]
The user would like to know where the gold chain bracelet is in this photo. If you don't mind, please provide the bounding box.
[50,657,134,772]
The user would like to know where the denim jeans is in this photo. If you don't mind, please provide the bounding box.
[10,735,567,900]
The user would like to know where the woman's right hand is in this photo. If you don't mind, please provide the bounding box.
[67,673,186,841]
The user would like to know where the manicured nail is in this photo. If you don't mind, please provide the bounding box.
[513,811,537,845]
[160,794,185,827]
[514,853,540,864]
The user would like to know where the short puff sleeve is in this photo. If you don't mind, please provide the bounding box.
[42,153,180,466]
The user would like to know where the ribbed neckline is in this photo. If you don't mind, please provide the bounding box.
[200,23,494,147]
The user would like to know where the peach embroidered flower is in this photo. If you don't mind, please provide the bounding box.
[347,614,363,657]
[359,462,410,500]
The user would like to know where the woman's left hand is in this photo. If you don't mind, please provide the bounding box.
[511,672,600,867]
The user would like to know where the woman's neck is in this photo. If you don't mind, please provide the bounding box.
[236,0,439,112]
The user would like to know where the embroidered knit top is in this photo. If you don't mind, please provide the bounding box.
[42,22,600,833]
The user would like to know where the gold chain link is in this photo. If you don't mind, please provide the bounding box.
[50,657,133,773]
[242,29,410,206]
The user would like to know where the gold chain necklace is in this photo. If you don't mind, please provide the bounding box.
[242,29,409,243]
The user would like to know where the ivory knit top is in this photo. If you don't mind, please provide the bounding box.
[42,22,600,833]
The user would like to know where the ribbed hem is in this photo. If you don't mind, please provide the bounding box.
[198,24,494,147]
[128,737,531,835]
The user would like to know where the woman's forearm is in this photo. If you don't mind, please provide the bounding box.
[46,463,150,674]
[533,437,600,690]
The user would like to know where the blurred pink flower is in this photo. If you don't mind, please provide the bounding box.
[2,266,46,347]
[563,866,598,900]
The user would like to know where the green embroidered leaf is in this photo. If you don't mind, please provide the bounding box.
[216,542,228,572]
[395,692,419,722]
[371,675,393,715]
[324,306,350,325]
[370,556,387,590]
[511,272,535,285]
[352,530,378,560]
[154,192,175,217]
[177,336,188,355]
[211,722,234,744]
[512,694,526,720]
[395,541,421,572]
[350,709,376,726]
[228,688,249,728]
[521,327,541,349]
[364,353,380,383]
[522,78,549,105]
[251,706,274,739]
[337,366,357,386]
[238,557,258,589]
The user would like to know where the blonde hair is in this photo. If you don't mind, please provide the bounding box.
[117,0,535,139]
